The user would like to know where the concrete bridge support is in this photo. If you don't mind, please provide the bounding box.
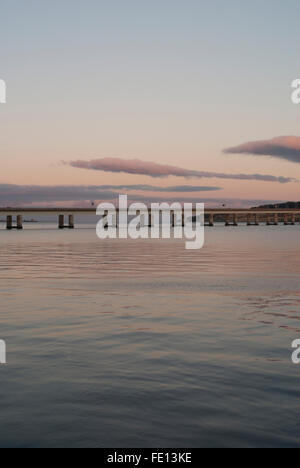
[58,214,75,229]
[17,215,23,230]
[267,214,278,226]
[284,213,295,225]
[204,215,210,227]
[247,214,259,226]
[69,215,74,229]
[225,214,238,226]
[206,213,214,227]
[58,215,65,229]
[6,215,23,230]
[6,215,12,230]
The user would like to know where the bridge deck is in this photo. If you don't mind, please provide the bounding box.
[1,207,300,215]
[1,207,300,229]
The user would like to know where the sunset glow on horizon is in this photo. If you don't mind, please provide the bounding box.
[1,0,300,207]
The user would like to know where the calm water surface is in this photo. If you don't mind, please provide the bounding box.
[0,224,300,448]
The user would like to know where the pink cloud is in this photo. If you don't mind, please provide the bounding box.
[224,136,300,163]
[66,157,294,183]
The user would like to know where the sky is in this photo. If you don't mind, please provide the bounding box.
[1,0,300,207]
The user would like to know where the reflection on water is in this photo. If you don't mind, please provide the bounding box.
[239,293,300,333]
[0,225,300,447]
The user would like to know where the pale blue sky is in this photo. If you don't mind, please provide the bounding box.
[1,0,300,203]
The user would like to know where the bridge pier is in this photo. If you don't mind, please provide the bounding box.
[17,215,23,230]
[69,215,74,229]
[225,214,238,226]
[247,214,259,226]
[6,215,12,230]
[58,214,76,229]
[284,213,295,225]
[267,214,278,226]
[205,213,214,227]
[58,215,65,229]
[6,215,23,230]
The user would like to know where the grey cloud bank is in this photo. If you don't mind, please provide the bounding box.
[66,158,294,184]
[224,136,300,164]
[99,184,221,192]
[0,183,220,205]
[0,183,283,208]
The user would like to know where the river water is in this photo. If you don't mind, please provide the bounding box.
[0,224,299,447]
